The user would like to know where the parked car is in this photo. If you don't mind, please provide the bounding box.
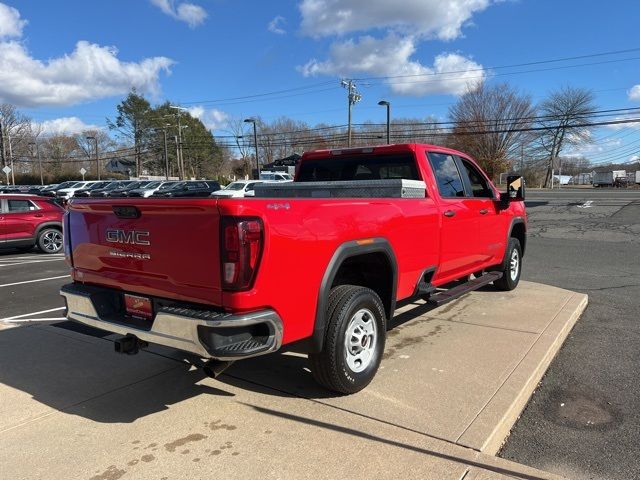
[1,194,64,253]
[61,144,527,394]
[125,181,173,198]
[40,181,76,197]
[259,171,293,182]
[88,181,131,198]
[151,180,220,197]
[212,180,264,198]
[73,181,113,197]
[107,181,154,197]
[57,181,102,199]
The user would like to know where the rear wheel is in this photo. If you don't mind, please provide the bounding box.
[309,285,386,394]
[493,238,522,291]
[37,228,63,254]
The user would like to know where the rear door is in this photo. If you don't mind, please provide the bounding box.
[426,151,482,280]
[68,198,223,305]
[456,157,506,266]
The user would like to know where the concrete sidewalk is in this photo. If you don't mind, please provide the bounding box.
[0,281,586,479]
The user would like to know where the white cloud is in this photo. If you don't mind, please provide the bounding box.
[0,5,173,108]
[602,114,640,131]
[0,2,26,39]
[629,85,640,101]
[299,35,485,96]
[33,117,101,136]
[187,106,229,130]
[268,15,287,35]
[565,137,623,158]
[299,0,492,40]
[150,0,207,28]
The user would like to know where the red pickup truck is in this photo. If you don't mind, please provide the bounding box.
[61,144,526,393]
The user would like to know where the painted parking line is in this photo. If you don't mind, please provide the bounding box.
[0,307,66,322]
[0,258,66,267]
[0,275,70,288]
[4,317,67,323]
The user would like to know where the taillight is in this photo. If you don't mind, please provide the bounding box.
[62,211,73,267]
[221,216,264,291]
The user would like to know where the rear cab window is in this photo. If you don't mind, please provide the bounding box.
[297,153,421,182]
[426,152,465,198]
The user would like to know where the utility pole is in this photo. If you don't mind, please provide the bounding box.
[162,127,169,180]
[341,79,362,147]
[7,131,14,185]
[29,141,44,185]
[174,135,180,179]
[0,120,5,177]
[86,136,100,180]
[520,144,524,174]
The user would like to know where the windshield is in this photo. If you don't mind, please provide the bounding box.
[158,182,177,190]
[88,182,107,190]
[225,182,245,191]
[144,182,161,188]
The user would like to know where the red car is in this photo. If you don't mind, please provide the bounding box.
[0,194,64,253]
[61,144,526,393]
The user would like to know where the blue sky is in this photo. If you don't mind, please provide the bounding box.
[1,0,640,164]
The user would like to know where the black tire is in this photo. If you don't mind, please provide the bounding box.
[493,238,522,291]
[37,228,63,254]
[309,285,386,394]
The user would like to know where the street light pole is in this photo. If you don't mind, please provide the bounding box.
[378,100,391,144]
[244,118,260,179]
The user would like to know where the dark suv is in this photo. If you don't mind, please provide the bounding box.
[0,194,64,253]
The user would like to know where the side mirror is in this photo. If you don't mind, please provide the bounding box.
[500,175,525,207]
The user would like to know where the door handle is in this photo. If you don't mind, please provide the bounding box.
[443,210,456,218]
[34,213,44,218]
[479,209,489,215]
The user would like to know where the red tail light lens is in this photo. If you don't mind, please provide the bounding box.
[221,216,264,291]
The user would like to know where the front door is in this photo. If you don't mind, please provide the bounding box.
[426,151,483,281]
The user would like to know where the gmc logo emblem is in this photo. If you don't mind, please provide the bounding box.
[105,229,150,246]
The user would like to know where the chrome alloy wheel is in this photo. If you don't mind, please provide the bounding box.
[344,308,378,373]
[509,248,520,281]
[42,230,63,253]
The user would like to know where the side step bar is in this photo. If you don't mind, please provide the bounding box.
[427,271,503,307]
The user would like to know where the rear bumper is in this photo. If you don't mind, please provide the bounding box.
[60,283,283,360]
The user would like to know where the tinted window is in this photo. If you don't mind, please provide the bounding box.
[298,154,420,182]
[459,159,493,198]
[427,152,465,198]
[8,199,36,212]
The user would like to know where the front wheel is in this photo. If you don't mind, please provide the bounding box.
[309,285,386,394]
[493,238,522,291]
[37,228,63,254]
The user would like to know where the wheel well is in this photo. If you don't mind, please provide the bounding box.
[331,252,394,320]
[510,222,526,256]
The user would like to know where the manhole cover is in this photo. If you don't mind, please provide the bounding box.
[545,388,621,431]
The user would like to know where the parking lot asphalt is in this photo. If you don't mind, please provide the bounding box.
[501,188,640,480]
[0,187,638,479]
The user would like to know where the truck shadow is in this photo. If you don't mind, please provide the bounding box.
[0,287,499,423]
[0,324,234,425]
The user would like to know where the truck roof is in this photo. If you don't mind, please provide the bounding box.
[301,143,469,160]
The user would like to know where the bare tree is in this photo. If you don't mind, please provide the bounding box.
[535,86,596,187]
[0,103,33,182]
[447,83,536,179]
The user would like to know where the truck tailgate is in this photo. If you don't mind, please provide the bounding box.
[67,198,222,306]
